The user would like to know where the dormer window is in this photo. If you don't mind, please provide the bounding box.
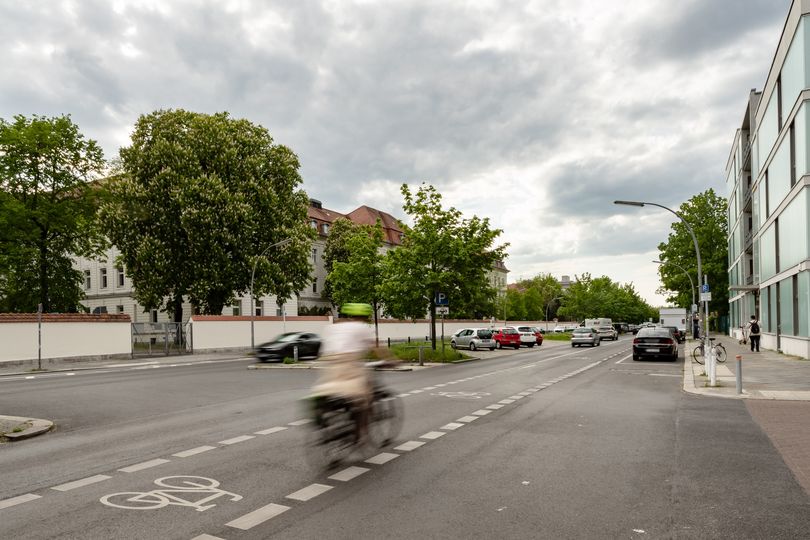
[322,223,330,234]
[310,219,318,229]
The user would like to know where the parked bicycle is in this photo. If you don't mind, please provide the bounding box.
[691,337,727,365]
[306,364,403,470]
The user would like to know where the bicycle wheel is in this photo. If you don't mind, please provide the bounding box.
[714,344,727,363]
[306,401,357,471]
[369,390,403,448]
[691,345,705,365]
[100,491,168,510]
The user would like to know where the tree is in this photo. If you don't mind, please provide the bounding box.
[326,220,386,343]
[0,115,106,312]
[99,109,314,322]
[557,273,657,323]
[380,183,508,349]
[504,273,564,321]
[656,189,728,324]
[322,217,358,308]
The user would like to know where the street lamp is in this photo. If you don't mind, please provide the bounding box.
[653,260,695,326]
[250,238,292,350]
[545,296,563,332]
[614,200,708,347]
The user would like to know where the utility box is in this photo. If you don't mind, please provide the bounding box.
[659,307,687,333]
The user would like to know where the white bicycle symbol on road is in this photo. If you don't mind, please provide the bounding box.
[100,476,241,512]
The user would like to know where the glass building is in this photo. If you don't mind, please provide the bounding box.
[727,0,810,359]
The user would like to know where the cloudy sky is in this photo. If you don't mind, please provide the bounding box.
[0,0,794,305]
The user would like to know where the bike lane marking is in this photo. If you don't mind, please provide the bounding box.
[0,493,41,509]
[286,483,333,502]
[419,431,446,440]
[456,416,478,423]
[288,419,311,426]
[225,502,290,530]
[364,452,399,465]
[52,475,111,492]
[218,435,255,445]
[328,466,370,482]
[119,459,171,473]
[394,440,426,452]
[255,426,288,435]
[440,422,465,430]
[173,446,216,458]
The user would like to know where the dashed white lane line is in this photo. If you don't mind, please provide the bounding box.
[173,446,216,458]
[25,376,34,379]
[498,399,515,404]
[328,466,370,482]
[423,386,438,390]
[66,372,75,376]
[486,404,504,410]
[456,416,478,423]
[191,535,225,540]
[219,435,255,445]
[255,426,288,435]
[472,409,492,416]
[615,353,633,364]
[119,458,170,473]
[365,452,400,465]
[226,503,290,530]
[288,419,311,426]
[52,474,111,492]
[420,431,446,440]
[0,493,41,509]
[434,383,447,387]
[286,483,333,502]
[508,395,525,400]
[394,440,426,452]
[440,422,464,430]
[410,389,424,394]
[396,393,410,398]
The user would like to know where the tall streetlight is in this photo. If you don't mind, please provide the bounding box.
[614,200,708,346]
[250,238,292,349]
[653,260,695,333]
[545,296,563,332]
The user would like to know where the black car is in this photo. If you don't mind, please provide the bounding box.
[255,332,321,362]
[632,327,678,361]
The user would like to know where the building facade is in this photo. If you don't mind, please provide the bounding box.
[726,0,810,358]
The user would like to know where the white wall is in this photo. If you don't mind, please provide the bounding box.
[0,318,131,363]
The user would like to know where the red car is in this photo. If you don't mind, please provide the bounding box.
[531,327,544,346]
[491,327,521,349]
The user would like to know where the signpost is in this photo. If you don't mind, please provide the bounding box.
[435,293,449,356]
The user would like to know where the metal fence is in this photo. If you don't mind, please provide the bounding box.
[131,322,189,357]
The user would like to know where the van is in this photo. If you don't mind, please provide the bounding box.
[584,318,612,329]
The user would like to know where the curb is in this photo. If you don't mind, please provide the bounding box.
[1,416,54,442]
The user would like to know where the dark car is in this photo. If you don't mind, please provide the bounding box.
[633,327,678,361]
[491,327,521,349]
[661,325,685,343]
[255,332,321,362]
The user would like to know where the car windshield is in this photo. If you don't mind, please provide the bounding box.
[273,333,302,343]
[517,326,531,332]
[573,328,592,334]
[637,328,670,338]
[502,328,517,334]
[476,330,492,338]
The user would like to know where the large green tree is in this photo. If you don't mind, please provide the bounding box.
[557,273,658,323]
[322,217,358,308]
[504,273,564,321]
[100,109,314,321]
[380,183,508,348]
[656,189,728,323]
[0,115,106,312]
[326,220,386,343]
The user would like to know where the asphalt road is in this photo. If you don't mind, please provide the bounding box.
[1,337,809,539]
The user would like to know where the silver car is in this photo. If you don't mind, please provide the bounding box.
[596,325,617,341]
[571,327,600,347]
[450,328,495,351]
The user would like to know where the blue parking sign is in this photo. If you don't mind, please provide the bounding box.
[701,284,710,293]
[435,292,449,306]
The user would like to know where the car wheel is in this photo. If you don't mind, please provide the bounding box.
[571,343,575,348]
[633,354,640,361]
[514,344,520,349]
[470,342,477,351]
[450,341,457,349]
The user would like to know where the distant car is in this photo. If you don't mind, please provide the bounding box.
[514,326,538,347]
[596,325,617,341]
[451,328,496,351]
[633,327,678,361]
[660,325,685,343]
[571,327,600,347]
[255,332,321,362]
[530,326,544,345]
[553,326,566,333]
[491,327,521,349]
[629,324,640,334]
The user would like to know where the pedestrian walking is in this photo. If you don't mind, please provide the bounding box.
[747,315,761,352]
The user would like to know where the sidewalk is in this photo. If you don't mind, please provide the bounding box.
[683,333,810,400]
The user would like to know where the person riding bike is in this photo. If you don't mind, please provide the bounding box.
[310,302,382,445]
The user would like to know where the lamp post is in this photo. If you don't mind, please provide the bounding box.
[545,296,562,332]
[250,238,292,350]
[614,200,708,349]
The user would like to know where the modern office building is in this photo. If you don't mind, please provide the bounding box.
[726,0,810,359]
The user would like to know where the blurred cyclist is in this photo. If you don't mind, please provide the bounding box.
[311,303,378,444]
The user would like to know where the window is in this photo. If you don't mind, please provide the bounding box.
[232,303,241,316]
[775,218,780,274]
[116,305,124,314]
[776,75,783,131]
[313,279,318,293]
[312,248,317,262]
[84,270,91,290]
[765,170,770,218]
[322,223,329,234]
[150,309,159,323]
[790,122,796,187]
[310,219,318,229]
[100,268,108,289]
[116,266,125,287]
[255,300,263,317]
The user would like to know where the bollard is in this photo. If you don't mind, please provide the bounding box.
[387,337,391,348]
[735,354,743,395]
[294,345,299,363]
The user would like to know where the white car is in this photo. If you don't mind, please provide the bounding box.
[510,326,536,347]
[553,326,566,333]
[596,326,617,341]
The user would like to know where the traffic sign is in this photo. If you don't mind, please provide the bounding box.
[701,284,710,293]
[700,292,712,302]
[436,307,449,315]
[435,292,449,306]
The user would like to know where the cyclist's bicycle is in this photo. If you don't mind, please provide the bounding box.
[691,337,727,365]
[306,364,403,470]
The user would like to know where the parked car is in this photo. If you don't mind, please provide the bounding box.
[553,326,567,333]
[530,326,544,345]
[596,325,618,341]
[491,327,521,349]
[515,326,538,347]
[629,324,640,334]
[661,325,685,343]
[451,328,496,351]
[633,327,679,361]
[571,327,600,347]
[255,332,321,362]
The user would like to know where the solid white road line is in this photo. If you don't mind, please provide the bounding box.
[52,474,111,492]
[286,483,333,502]
[219,435,255,445]
[0,493,41,510]
[226,503,290,530]
[440,422,464,430]
[173,446,216,458]
[420,431,446,440]
[394,440,426,452]
[365,452,399,465]
[118,458,170,473]
[255,426,288,435]
[615,353,633,364]
[328,466,370,482]
[288,419,311,426]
